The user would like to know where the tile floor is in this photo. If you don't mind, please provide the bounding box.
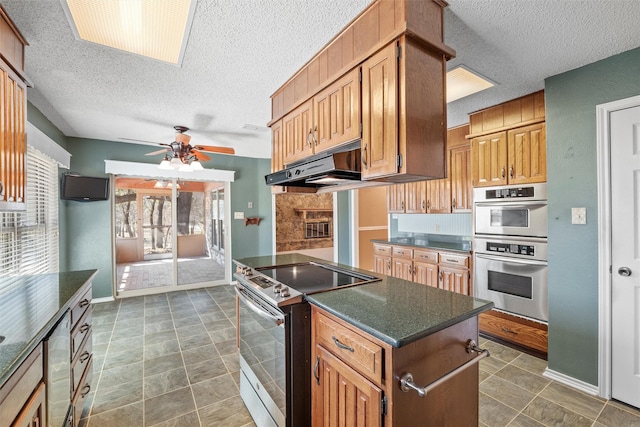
[82,286,640,426]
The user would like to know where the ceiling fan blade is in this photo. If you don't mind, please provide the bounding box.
[145,148,171,156]
[191,150,211,161]
[193,145,235,155]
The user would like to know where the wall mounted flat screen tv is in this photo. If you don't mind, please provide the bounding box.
[61,173,109,201]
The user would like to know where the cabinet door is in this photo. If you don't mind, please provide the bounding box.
[314,68,361,154]
[392,258,413,281]
[373,254,391,276]
[471,131,507,187]
[426,178,450,213]
[283,99,314,165]
[386,183,405,213]
[507,123,546,185]
[439,266,471,295]
[450,145,472,212]
[11,382,46,427]
[312,345,382,427]
[271,120,283,173]
[414,261,438,287]
[405,181,426,213]
[361,42,398,180]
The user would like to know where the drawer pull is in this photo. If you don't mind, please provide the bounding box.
[501,327,518,335]
[79,351,90,363]
[332,336,354,353]
[80,384,91,398]
[445,258,458,263]
[80,324,90,333]
[400,340,489,398]
[314,355,320,385]
[79,299,90,308]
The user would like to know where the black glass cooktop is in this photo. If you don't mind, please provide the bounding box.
[256,262,379,295]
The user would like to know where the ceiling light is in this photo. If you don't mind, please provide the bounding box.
[190,160,204,171]
[62,0,196,65]
[158,156,172,170]
[446,65,495,103]
[170,156,183,168]
[178,163,193,172]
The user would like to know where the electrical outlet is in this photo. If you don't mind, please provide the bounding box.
[435,224,441,232]
[248,201,253,208]
[234,211,245,220]
[571,207,586,225]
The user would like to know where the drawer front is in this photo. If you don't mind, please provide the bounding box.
[71,286,92,327]
[71,309,92,360]
[72,358,93,423]
[71,334,92,398]
[373,244,391,256]
[438,252,469,268]
[479,312,548,354]
[0,344,43,424]
[392,246,412,259]
[413,249,438,263]
[315,312,383,384]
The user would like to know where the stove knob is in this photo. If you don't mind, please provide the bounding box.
[273,284,282,294]
[280,287,290,298]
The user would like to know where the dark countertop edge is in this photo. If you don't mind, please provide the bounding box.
[0,269,97,386]
[370,239,472,254]
[307,298,493,348]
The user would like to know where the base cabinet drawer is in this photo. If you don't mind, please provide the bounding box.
[72,358,93,426]
[71,334,92,399]
[479,310,548,355]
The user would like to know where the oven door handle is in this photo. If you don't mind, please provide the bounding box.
[475,253,548,266]
[235,286,285,326]
[475,201,547,209]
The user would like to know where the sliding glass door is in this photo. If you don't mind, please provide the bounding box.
[114,177,229,296]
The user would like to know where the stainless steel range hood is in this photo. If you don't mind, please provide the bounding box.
[265,141,361,188]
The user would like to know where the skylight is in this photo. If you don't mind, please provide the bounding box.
[446,65,495,103]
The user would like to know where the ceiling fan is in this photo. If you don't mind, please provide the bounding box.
[145,126,235,171]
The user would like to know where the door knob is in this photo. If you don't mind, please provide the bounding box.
[618,267,632,277]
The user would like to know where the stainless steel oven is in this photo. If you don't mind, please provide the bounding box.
[474,183,547,238]
[473,183,548,321]
[474,236,548,322]
[234,260,379,427]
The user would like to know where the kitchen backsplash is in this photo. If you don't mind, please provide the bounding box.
[390,213,472,237]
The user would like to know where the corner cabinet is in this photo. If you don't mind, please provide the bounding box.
[0,6,29,211]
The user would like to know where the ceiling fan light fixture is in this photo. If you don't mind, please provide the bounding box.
[158,157,173,170]
[190,160,204,171]
[170,156,183,168]
[178,163,193,172]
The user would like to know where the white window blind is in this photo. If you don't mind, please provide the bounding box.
[0,146,59,276]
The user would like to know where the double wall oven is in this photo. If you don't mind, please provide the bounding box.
[473,183,548,322]
[234,260,379,427]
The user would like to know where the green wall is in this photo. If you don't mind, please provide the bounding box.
[62,137,273,299]
[545,46,640,384]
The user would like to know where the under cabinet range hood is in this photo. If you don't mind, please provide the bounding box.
[266,142,361,188]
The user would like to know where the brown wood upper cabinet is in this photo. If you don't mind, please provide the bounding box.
[0,6,28,211]
[469,91,546,187]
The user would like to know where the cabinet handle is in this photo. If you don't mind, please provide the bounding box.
[422,200,425,210]
[306,129,313,148]
[400,340,490,398]
[439,271,443,282]
[501,166,506,179]
[314,355,320,385]
[501,327,518,335]
[80,351,90,363]
[81,384,91,398]
[80,323,90,333]
[452,198,456,209]
[79,299,90,308]
[401,201,404,210]
[0,181,3,196]
[332,336,355,352]
[313,125,318,146]
[509,165,514,179]
[386,260,391,271]
[362,144,368,170]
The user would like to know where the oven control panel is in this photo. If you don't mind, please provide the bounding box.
[485,241,535,256]
[485,186,534,199]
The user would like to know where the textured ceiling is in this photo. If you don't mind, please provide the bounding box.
[2,0,640,160]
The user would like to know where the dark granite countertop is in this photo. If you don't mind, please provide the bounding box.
[234,254,492,348]
[371,237,472,253]
[307,279,492,347]
[0,270,97,385]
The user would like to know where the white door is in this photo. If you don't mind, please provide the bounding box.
[611,104,640,408]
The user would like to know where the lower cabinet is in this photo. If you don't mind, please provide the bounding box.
[0,344,45,426]
[479,310,548,356]
[12,382,46,427]
[69,285,93,426]
[311,306,481,426]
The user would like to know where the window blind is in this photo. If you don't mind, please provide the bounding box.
[0,146,59,277]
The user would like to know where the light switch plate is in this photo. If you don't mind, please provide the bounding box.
[571,207,586,224]
[234,211,245,219]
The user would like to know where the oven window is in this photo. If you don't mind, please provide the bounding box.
[490,209,529,227]
[488,270,533,299]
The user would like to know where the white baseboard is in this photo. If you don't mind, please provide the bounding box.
[543,368,600,396]
[91,296,115,304]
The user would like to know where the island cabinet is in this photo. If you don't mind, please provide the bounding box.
[469,91,546,188]
[311,306,483,426]
[70,285,93,426]
[0,344,45,427]
[0,5,29,211]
